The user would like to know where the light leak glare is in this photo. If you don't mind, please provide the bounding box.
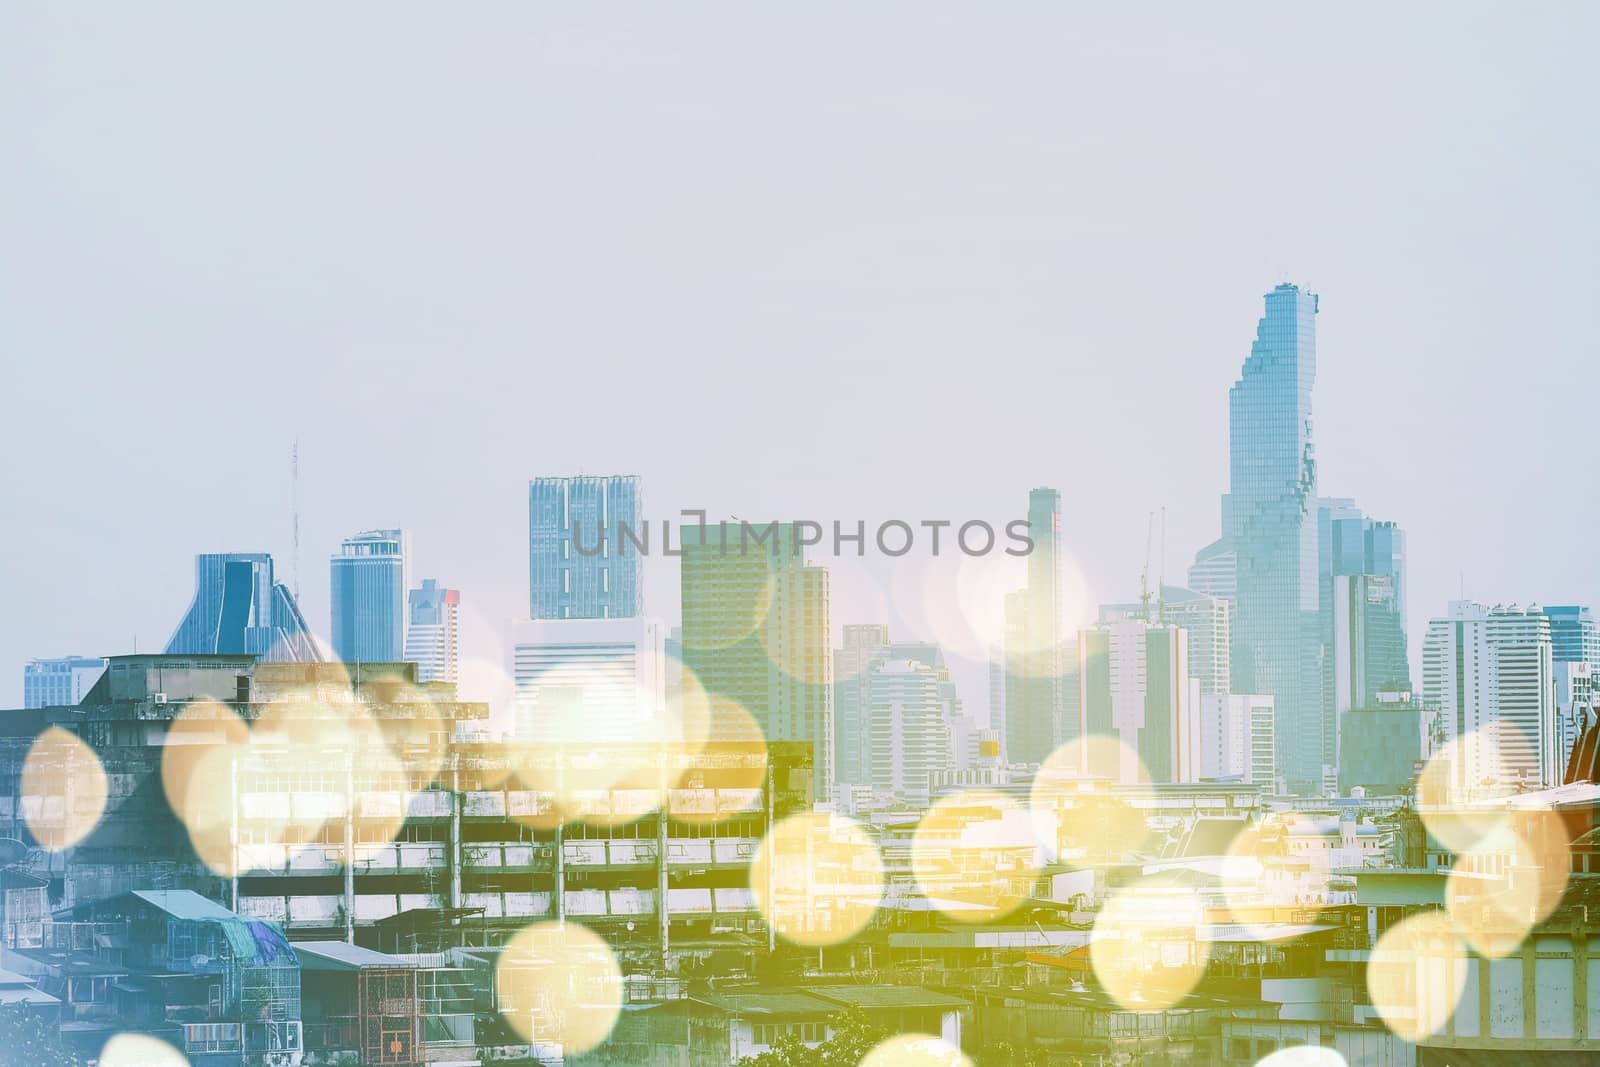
[495,920,624,1055]
[21,726,109,852]
[1365,911,1468,1042]
[1090,881,1212,1011]
[911,790,1040,923]
[99,1032,192,1066]
[750,812,884,947]
[859,1032,975,1067]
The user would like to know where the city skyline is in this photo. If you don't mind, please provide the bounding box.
[4,8,1594,715]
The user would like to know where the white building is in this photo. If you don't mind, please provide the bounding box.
[1078,620,1202,783]
[510,617,667,742]
[1100,585,1231,697]
[1422,601,1557,790]
[22,656,106,709]
[1197,694,1276,788]
[867,658,955,808]
[403,579,460,683]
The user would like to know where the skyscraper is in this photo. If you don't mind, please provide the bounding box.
[1100,585,1232,697]
[330,529,409,664]
[166,553,321,662]
[1078,619,1202,784]
[680,523,832,798]
[528,475,642,620]
[1197,693,1276,787]
[833,624,890,789]
[866,657,955,807]
[1320,501,1410,781]
[1003,487,1063,766]
[1422,601,1557,792]
[403,579,461,684]
[1223,283,1324,794]
[22,656,106,709]
[1544,605,1598,770]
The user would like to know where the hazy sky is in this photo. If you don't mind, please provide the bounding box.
[2,5,1596,715]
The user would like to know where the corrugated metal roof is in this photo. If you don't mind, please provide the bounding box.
[129,889,237,921]
[807,986,969,1010]
[294,941,413,971]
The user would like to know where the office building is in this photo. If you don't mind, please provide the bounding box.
[866,657,955,807]
[1100,585,1231,696]
[403,579,460,684]
[1197,693,1276,787]
[330,529,409,664]
[510,616,666,741]
[833,625,890,789]
[1546,606,1599,769]
[22,656,106,709]
[1187,537,1237,606]
[1422,601,1557,791]
[1003,488,1063,766]
[1220,283,1325,794]
[680,523,832,798]
[166,553,321,662]
[528,475,642,620]
[1337,691,1423,796]
[1078,620,1201,784]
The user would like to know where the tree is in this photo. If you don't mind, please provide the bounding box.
[736,1008,887,1067]
[0,1005,82,1067]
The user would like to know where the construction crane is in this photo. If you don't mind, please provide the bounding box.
[1138,511,1155,623]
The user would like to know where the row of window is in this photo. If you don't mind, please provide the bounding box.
[753,1021,827,1045]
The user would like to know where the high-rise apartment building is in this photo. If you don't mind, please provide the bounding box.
[1078,620,1202,784]
[330,529,409,664]
[680,523,832,798]
[1003,488,1063,766]
[166,553,321,662]
[833,624,890,789]
[403,579,461,683]
[1221,284,1325,794]
[1187,538,1237,606]
[866,657,955,807]
[22,656,106,709]
[1197,693,1276,787]
[1422,601,1557,791]
[528,475,642,620]
[1100,585,1231,697]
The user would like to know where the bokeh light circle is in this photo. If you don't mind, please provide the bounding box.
[21,727,109,852]
[751,812,884,946]
[859,1032,975,1067]
[911,790,1040,923]
[1090,881,1212,1010]
[495,921,624,1054]
[1366,911,1468,1041]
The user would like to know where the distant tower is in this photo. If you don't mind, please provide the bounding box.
[166,553,321,662]
[404,579,461,683]
[330,530,409,663]
[22,656,107,709]
[528,475,642,620]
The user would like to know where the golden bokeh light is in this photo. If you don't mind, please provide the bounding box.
[495,921,624,1055]
[100,1032,192,1067]
[1443,808,1571,958]
[21,727,109,852]
[751,812,884,946]
[911,790,1040,923]
[1030,736,1154,862]
[859,1032,975,1067]
[1415,725,1524,852]
[1090,882,1212,1010]
[668,696,769,825]
[1366,911,1468,1042]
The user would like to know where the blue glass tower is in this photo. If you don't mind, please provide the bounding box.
[166,553,321,662]
[1224,284,1324,794]
[528,475,642,620]
[330,529,409,663]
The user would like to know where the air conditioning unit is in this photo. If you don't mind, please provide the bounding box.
[153,693,168,705]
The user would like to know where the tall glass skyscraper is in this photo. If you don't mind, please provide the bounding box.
[1003,487,1063,766]
[166,553,321,662]
[330,529,409,663]
[528,475,642,620]
[1224,284,1325,794]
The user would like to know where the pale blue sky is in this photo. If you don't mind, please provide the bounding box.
[2,4,1595,714]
